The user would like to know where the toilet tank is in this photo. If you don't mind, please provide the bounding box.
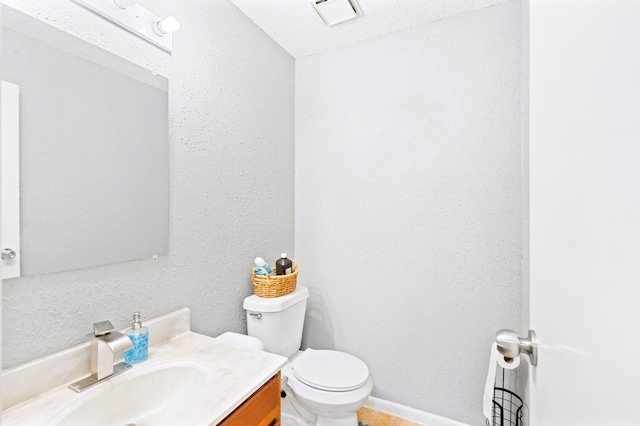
[243,285,309,358]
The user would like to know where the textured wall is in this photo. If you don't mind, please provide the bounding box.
[295,2,522,424]
[1,0,294,368]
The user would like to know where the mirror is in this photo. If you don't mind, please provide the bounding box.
[1,5,169,277]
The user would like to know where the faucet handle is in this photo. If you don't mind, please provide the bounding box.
[93,320,116,337]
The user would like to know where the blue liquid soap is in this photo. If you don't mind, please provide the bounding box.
[124,312,148,364]
[254,257,273,276]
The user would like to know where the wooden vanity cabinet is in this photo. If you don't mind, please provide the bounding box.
[219,372,281,426]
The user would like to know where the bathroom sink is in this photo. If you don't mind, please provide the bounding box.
[46,362,210,426]
[2,329,287,426]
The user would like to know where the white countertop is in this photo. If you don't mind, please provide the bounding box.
[1,331,288,425]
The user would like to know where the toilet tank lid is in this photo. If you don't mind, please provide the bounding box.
[243,285,309,312]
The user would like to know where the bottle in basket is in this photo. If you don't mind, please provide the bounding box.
[275,253,293,275]
[254,257,273,276]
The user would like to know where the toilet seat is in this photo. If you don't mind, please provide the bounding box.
[292,349,369,392]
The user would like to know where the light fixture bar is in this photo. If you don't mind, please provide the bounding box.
[76,0,178,52]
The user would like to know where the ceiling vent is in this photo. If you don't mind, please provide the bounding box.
[312,0,358,26]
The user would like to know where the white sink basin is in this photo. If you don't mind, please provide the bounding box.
[46,362,209,426]
[2,331,287,426]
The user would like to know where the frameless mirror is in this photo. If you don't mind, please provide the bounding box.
[1,5,169,277]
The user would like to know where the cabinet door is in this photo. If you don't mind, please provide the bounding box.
[219,372,281,426]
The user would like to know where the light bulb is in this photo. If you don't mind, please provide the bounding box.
[113,0,137,9]
[153,16,180,36]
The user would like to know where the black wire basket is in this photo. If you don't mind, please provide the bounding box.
[486,366,525,426]
[491,387,524,426]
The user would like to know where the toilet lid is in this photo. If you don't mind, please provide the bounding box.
[292,349,369,392]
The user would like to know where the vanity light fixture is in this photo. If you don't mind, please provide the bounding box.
[76,0,180,52]
[153,16,180,36]
[113,0,136,10]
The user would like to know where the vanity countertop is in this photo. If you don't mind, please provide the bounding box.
[1,331,288,425]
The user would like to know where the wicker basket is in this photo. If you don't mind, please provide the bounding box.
[252,260,298,298]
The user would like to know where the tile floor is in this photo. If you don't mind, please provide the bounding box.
[357,406,423,426]
[281,391,423,426]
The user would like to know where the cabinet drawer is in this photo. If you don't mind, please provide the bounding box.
[219,371,280,426]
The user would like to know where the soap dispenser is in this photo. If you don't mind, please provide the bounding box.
[124,312,148,364]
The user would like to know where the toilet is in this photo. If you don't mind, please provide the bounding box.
[235,285,373,426]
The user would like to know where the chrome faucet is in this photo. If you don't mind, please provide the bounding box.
[68,320,134,392]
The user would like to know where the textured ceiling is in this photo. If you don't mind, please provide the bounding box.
[228,0,509,58]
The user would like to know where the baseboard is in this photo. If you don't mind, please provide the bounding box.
[363,396,471,426]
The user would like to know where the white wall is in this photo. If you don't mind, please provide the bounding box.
[529,1,640,424]
[1,0,295,368]
[295,2,522,424]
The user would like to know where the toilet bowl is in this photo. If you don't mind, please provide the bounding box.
[236,285,373,425]
[283,349,373,426]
